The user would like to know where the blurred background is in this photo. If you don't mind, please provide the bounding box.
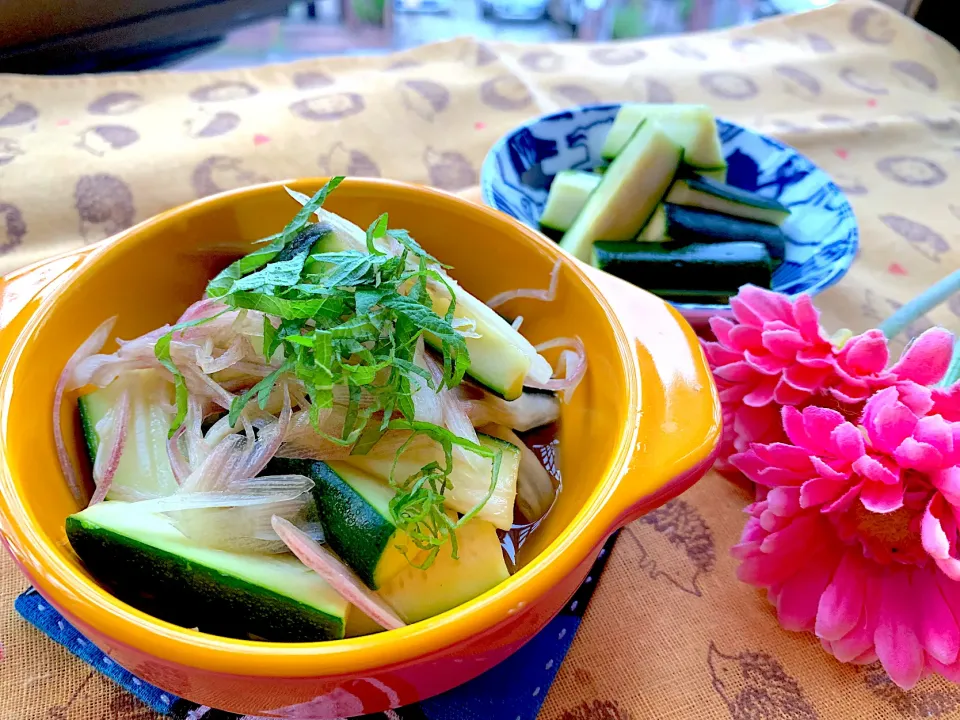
[0,0,937,74]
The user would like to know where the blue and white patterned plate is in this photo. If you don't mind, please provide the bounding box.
[480,104,859,315]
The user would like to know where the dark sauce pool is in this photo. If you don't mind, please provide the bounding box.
[499,422,561,573]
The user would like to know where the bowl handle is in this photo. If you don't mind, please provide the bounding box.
[453,186,723,526]
[582,263,723,531]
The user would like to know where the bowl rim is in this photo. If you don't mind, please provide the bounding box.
[479,102,860,310]
[0,177,642,678]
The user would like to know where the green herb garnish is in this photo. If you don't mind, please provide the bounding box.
[155,312,227,437]
[178,177,495,566]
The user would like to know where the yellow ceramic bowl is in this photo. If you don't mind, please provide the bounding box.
[0,179,720,717]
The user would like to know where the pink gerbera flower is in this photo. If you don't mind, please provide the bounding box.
[704,284,956,481]
[702,286,841,471]
[731,381,960,689]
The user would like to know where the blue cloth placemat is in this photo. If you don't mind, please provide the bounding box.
[15,531,618,720]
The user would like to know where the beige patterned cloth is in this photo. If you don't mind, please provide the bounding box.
[2,1,960,718]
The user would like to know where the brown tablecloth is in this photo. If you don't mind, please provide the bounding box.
[2,1,960,717]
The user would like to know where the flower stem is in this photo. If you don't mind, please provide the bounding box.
[940,339,960,388]
[879,269,960,340]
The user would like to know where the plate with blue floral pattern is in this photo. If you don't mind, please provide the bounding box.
[480,104,859,315]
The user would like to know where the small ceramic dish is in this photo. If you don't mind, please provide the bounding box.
[480,103,859,321]
[0,179,720,717]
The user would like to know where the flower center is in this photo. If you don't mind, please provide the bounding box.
[842,493,929,567]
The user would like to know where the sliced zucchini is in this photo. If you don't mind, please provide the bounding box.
[601,104,725,170]
[67,501,349,641]
[345,606,385,637]
[342,433,521,531]
[666,174,790,226]
[265,458,412,590]
[560,121,683,262]
[309,218,550,400]
[696,166,728,183]
[378,517,509,624]
[538,170,602,240]
[78,369,179,500]
[592,240,774,302]
[636,204,669,242]
[662,204,787,263]
[425,291,547,400]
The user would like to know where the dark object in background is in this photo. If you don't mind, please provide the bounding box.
[0,0,292,74]
[914,0,958,50]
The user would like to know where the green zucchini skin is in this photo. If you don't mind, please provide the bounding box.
[78,395,100,463]
[66,512,347,642]
[539,226,564,242]
[266,457,403,590]
[592,240,773,302]
[689,175,787,211]
[668,172,791,226]
[662,204,787,263]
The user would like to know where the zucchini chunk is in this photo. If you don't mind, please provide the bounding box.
[67,501,349,641]
[538,170,601,240]
[78,369,179,500]
[666,174,791,226]
[601,103,725,171]
[592,240,774,302]
[560,121,683,262]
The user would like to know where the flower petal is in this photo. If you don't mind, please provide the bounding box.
[823,481,865,514]
[922,496,953,561]
[915,415,955,455]
[890,328,955,385]
[753,443,816,471]
[763,327,808,358]
[914,568,960,665]
[868,401,920,454]
[933,467,960,507]
[776,554,837,632]
[759,513,824,555]
[830,422,866,461]
[733,404,784,447]
[841,330,889,375]
[702,342,741,367]
[728,323,763,350]
[714,361,759,383]
[744,349,789,375]
[829,384,870,405]
[734,285,793,324]
[816,550,866,642]
[852,454,900,486]
[932,383,960,423]
[743,375,779,407]
[895,437,945,472]
[786,406,845,455]
[829,572,882,663]
[895,380,934,417]
[708,317,737,348]
[874,571,925,690]
[791,294,828,342]
[773,377,815,406]
[801,477,848,508]
[860,481,905,514]
[936,557,960,583]
[810,456,851,482]
[928,657,960,684]
[861,387,902,434]
[766,486,802,517]
[782,363,833,394]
